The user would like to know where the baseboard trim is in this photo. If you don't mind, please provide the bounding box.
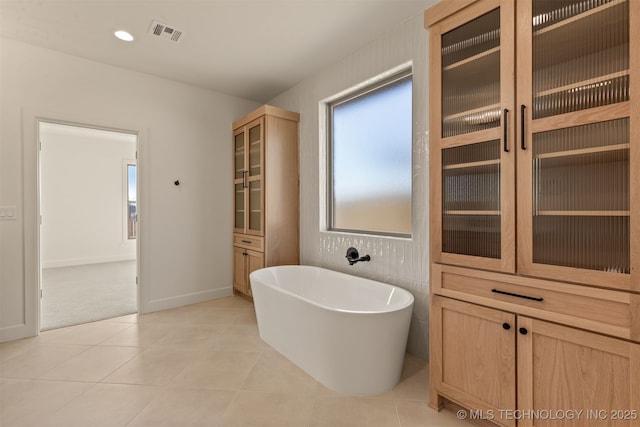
[139,287,234,314]
[0,323,34,344]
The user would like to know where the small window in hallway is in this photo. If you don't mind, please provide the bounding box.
[127,163,137,239]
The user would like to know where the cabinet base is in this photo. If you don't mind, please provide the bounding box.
[233,288,253,302]
[434,395,502,427]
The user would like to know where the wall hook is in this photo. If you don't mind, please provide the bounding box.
[174,180,180,186]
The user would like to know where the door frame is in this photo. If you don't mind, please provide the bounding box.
[20,110,147,337]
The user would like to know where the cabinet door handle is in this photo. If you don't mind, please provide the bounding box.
[502,322,511,330]
[491,288,543,302]
[519,327,528,335]
[503,108,509,152]
[520,104,527,150]
[243,170,248,188]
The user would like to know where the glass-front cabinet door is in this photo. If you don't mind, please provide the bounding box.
[431,0,515,272]
[246,119,263,235]
[517,0,635,290]
[234,129,246,233]
[233,118,264,236]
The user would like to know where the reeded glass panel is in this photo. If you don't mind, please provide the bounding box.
[532,119,630,273]
[235,183,245,229]
[533,216,629,273]
[442,140,501,258]
[441,9,500,138]
[443,215,501,259]
[234,132,245,180]
[249,124,261,177]
[330,72,412,236]
[532,0,629,119]
[248,180,261,232]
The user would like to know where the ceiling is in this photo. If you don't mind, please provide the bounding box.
[0,0,437,103]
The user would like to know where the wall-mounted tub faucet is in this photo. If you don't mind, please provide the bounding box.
[346,247,371,266]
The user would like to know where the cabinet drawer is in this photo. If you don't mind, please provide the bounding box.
[432,264,634,341]
[234,234,264,251]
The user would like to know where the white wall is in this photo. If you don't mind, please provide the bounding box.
[40,123,137,268]
[269,12,431,359]
[0,37,260,341]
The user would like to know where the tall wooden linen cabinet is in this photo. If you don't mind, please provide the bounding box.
[232,105,299,300]
[424,1,640,426]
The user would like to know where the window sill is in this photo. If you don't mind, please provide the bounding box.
[321,229,412,241]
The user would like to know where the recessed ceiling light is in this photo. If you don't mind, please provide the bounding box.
[114,30,134,42]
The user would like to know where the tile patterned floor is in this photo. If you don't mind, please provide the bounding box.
[0,296,469,427]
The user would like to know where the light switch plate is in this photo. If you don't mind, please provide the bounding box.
[0,206,17,220]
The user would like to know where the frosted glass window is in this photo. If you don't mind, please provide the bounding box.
[328,70,412,236]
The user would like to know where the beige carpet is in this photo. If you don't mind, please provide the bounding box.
[41,260,137,331]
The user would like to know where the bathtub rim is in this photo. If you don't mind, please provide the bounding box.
[250,265,415,315]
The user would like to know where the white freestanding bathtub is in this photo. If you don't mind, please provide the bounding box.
[250,265,414,396]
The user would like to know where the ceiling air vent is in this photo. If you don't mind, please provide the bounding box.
[149,20,183,43]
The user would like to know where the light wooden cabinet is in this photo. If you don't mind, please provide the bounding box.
[426,0,639,289]
[431,296,640,427]
[233,246,264,297]
[428,0,516,274]
[431,296,516,427]
[232,105,299,299]
[234,117,264,236]
[517,317,640,427]
[425,0,640,425]
[516,0,637,290]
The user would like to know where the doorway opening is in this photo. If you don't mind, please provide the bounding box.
[38,121,138,331]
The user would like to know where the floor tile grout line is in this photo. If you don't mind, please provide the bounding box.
[32,342,142,383]
[7,343,96,381]
[0,377,99,385]
[35,380,103,422]
[218,389,242,422]
[35,323,135,347]
[92,347,144,384]
[0,342,91,365]
[94,323,138,345]
[394,399,404,427]
[1,381,99,427]
[235,346,266,392]
[305,394,319,427]
[122,386,163,427]
[98,347,195,388]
